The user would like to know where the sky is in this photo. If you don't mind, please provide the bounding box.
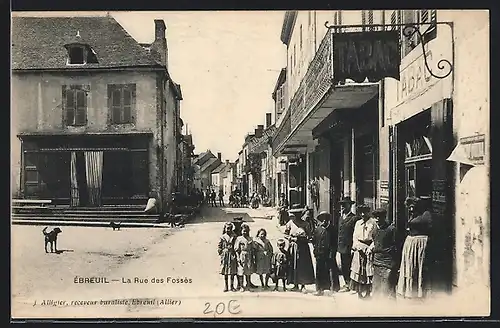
[13,11,287,162]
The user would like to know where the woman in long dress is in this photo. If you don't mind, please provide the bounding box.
[349,204,377,298]
[284,209,315,292]
[397,196,433,299]
[253,228,274,288]
[235,223,257,291]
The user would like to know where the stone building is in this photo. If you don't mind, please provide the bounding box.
[270,10,489,303]
[11,15,182,211]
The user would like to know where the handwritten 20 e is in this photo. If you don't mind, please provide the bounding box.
[122,277,193,284]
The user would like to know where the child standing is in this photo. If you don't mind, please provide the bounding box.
[271,238,290,291]
[235,223,257,291]
[253,228,274,289]
[217,222,238,292]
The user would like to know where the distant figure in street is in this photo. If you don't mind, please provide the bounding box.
[370,208,398,300]
[271,238,290,291]
[218,222,238,292]
[211,190,217,207]
[350,204,377,299]
[218,189,225,207]
[235,223,257,291]
[253,228,273,289]
[312,211,337,296]
[336,196,357,292]
[278,193,289,226]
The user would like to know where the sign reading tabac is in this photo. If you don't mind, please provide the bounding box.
[333,30,401,83]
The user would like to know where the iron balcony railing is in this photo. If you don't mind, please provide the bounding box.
[271,110,291,154]
[289,28,334,131]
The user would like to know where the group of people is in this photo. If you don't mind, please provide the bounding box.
[205,189,225,207]
[218,217,282,292]
[219,194,433,301]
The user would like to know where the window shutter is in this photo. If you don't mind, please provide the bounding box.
[338,11,342,25]
[421,10,429,23]
[65,86,75,126]
[111,86,122,124]
[107,85,112,125]
[123,87,132,124]
[362,10,366,30]
[130,84,136,123]
[430,10,437,22]
[368,10,374,31]
[75,87,87,126]
[390,11,397,30]
[62,85,67,125]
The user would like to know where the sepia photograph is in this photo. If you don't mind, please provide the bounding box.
[10,9,490,319]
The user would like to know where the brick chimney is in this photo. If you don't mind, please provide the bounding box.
[266,113,272,129]
[217,152,222,161]
[151,19,168,69]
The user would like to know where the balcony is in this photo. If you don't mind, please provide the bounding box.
[274,27,381,155]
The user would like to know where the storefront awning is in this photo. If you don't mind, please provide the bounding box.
[17,130,154,138]
[276,83,379,155]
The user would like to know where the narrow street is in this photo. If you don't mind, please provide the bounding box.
[12,206,479,319]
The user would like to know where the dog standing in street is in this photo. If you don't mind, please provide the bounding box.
[43,227,62,253]
[109,221,121,231]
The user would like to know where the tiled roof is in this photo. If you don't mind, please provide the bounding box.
[249,125,277,153]
[12,16,162,70]
[212,163,225,174]
[193,150,214,166]
[200,157,221,173]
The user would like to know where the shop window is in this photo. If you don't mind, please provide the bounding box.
[405,135,432,159]
[23,152,70,199]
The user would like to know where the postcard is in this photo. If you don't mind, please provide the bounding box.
[11,9,490,319]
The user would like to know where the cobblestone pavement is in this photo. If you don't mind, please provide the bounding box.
[11,206,486,319]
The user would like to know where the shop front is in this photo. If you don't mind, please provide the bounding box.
[391,98,455,294]
[19,132,152,206]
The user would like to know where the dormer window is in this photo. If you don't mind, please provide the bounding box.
[64,31,99,66]
[68,46,85,64]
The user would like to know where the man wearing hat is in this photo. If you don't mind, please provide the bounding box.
[312,211,337,296]
[369,207,398,300]
[336,196,357,292]
[232,217,245,237]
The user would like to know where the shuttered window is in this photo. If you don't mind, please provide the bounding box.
[62,85,88,126]
[368,10,374,31]
[108,84,136,124]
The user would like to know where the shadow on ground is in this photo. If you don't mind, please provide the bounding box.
[192,206,255,223]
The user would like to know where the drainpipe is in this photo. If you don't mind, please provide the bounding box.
[378,10,386,209]
[159,73,166,213]
[350,128,356,213]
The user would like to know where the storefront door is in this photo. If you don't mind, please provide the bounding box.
[394,99,455,294]
[288,156,306,207]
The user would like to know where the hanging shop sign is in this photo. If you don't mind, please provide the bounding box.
[447,134,486,166]
[333,30,401,83]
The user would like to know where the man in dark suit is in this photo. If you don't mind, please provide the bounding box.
[232,217,244,236]
[336,196,358,292]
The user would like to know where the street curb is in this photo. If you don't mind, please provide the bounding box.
[11,220,172,228]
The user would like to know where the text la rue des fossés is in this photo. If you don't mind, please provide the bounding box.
[73,276,193,284]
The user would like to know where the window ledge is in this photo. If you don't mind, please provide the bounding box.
[66,61,87,67]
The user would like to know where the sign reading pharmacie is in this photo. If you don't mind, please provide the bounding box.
[333,30,401,84]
